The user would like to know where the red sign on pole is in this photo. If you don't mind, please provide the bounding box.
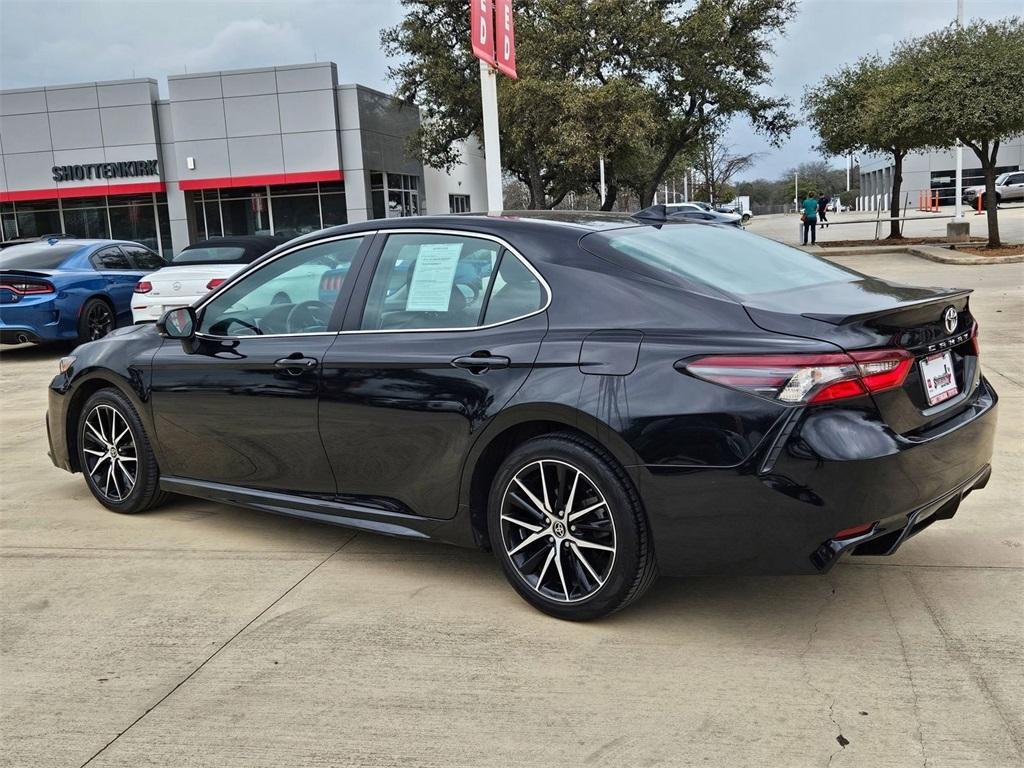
[470,0,495,64]
[495,0,517,79]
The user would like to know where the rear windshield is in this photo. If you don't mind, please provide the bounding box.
[172,246,250,266]
[581,224,858,297]
[0,243,81,270]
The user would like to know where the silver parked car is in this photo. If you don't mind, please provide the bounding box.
[962,171,1024,206]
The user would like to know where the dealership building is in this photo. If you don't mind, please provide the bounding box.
[857,136,1023,211]
[0,62,486,255]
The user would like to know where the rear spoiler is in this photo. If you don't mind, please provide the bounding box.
[801,288,973,325]
[0,269,57,278]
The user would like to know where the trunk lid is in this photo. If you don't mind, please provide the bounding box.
[743,277,978,435]
[145,264,245,300]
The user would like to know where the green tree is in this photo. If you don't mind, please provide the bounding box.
[899,18,1024,247]
[804,54,942,239]
[382,0,796,210]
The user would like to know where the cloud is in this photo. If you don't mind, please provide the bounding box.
[157,19,310,75]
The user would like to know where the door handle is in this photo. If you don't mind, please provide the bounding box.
[274,355,318,374]
[451,353,511,373]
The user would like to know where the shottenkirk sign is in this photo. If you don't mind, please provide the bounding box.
[52,159,158,183]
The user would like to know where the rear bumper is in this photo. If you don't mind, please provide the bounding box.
[640,376,999,576]
[0,298,70,343]
[132,298,185,323]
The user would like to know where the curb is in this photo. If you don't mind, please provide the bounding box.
[803,244,1024,264]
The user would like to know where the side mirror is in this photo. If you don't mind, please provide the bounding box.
[157,306,196,339]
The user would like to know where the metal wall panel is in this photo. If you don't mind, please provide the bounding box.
[45,86,99,112]
[49,109,103,151]
[0,113,52,153]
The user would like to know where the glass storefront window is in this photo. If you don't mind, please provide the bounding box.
[221,188,271,236]
[15,201,62,238]
[370,172,421,219]
[109,198,157,251]
[321,193,347,227]
[1,203,16,241]
[63,206,110,240]
[2,194,171,254]
[271,194,320,238]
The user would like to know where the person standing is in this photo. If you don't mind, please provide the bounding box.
[801,192,819,245]
[817,194,830,228]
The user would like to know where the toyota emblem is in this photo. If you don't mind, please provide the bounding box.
[943,306,958,335]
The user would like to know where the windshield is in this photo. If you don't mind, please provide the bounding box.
[172,246,250,266]
[0,243,81,270]
[581,224,860,298]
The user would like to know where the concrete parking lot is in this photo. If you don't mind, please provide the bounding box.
[1,253,1022,767]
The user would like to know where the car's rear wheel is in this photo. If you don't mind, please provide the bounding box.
[77,389,167,514]
[78,298,115,343]
[488,433,658,620]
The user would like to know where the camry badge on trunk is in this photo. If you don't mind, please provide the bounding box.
[943,306,958,335]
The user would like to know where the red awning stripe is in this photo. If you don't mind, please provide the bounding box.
[177,170,344,191]
[0,181,166,203]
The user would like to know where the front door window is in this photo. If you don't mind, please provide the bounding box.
[199,236,363,337]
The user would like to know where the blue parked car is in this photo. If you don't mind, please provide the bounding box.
[0,238,164,345]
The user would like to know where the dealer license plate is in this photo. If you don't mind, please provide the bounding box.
[920,351,958,406]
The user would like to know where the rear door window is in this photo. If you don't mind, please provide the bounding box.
[122,245,164,270]
[91,246,130,270]
[360,233,502,330]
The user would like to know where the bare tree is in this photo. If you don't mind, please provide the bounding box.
[691,133,758,203]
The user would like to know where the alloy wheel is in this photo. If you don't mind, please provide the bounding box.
[86,302,113,340]
[82,404,137,502]
[500,459,616,603]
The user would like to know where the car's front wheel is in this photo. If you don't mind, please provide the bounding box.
[77,388,167,514]
[488,433,658,620]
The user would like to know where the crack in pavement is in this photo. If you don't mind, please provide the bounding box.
[77,533,358,768]
[879,571,929,768]
[797,579,848,767]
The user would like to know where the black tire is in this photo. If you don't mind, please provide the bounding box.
[488,432,658,620]
[77,388,167,514]
[78,297,115,343]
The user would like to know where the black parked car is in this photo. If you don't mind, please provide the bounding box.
[46,211,997,619]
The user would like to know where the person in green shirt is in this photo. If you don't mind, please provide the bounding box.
[801,192,818,245]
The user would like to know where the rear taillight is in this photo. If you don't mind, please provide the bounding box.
[683,349,913,405]
[1,280,55,295]
[971,321,980,356]
[134,281,153,294]
[206,278,226,291]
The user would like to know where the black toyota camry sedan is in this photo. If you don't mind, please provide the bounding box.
[45,210,998,620]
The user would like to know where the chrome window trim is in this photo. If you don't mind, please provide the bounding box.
[340,228,551,336]
[194,227,552,340]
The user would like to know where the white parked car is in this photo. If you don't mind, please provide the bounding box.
[132,236,281,323]
[962,171,1024,206]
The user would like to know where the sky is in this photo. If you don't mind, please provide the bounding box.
[0,0,1020,182]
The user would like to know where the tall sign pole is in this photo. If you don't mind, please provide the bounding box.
[470,0,516,214]
[953,0,964,220]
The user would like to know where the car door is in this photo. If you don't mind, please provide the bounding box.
[149,233,368,493]
[319,230,550,519]
[91,245,141,323]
